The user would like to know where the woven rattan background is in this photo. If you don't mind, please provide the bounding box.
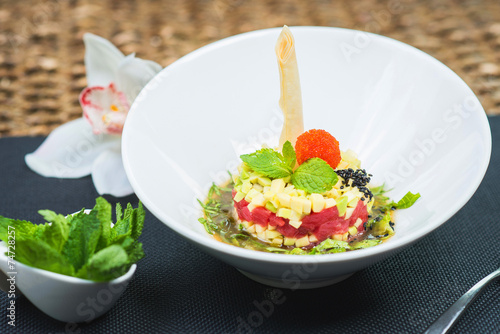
[1,0,500,136]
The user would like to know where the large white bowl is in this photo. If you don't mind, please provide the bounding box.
[122,27,491,289]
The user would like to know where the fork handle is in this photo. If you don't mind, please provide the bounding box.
[423,268,500,334]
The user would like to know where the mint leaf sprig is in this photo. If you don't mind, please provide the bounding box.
[240,148,292,179]
[292,158,338,194]
[0,198,145,282]
[240,141,338,194]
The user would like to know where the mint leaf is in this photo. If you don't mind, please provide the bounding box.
[282,141,296,169]
[0,217,36,242]
[84,245,129,281]
[110,201,145,243]
[95,197,112,251]
[394,191,421,209]
[0,200,145,282]
[111,207,132,243]
[32,224,48,240]
[15,239,74,276]
[116,202,123,221]
[62,210,102,272]
[291,158,338,194]
[129,202,145,241]
[125,242,145,265]
[38,210,70,253]
[240,149,292,179]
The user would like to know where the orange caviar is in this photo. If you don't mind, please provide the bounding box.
[295,129,341,169]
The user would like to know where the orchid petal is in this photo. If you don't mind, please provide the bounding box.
[83,33,125,87]
[115,54,162,104]
[91,148,134,197]
[25,118,121,178]
[80,83,129,135]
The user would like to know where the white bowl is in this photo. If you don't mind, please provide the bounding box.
[122,27,491,289]
[0,210,136,322]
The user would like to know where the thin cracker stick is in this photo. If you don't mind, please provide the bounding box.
[275,25,304,148]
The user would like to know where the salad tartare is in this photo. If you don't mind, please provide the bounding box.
[198,26,419,255]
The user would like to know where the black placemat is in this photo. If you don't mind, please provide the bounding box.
[0,118,499,334]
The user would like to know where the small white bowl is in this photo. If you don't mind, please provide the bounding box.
[0,211,136,323]
[122,27,491,288]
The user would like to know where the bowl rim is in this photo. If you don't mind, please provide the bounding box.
[123,26,492,264]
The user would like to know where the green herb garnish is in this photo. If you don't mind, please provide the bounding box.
[240,142,338,194]
[291,158,338,194]
[393,191,421,209]
[0,198,145,282]
[240,148,293,179]
[282,140,297,169]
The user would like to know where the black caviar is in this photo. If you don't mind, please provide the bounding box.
[335,168,374,200]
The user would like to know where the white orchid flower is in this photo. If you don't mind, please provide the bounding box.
[25,33,162,197]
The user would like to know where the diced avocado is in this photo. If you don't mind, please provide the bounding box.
[290,196,303,214]
[250,193,266,206]
[345,207,355,219]
[257,231,266,240]
[253,183,263,192]
[247,203,256,212]
[266,230,282,240]
[276,193,291,208]
[232,173,242,186]
[336,196,348,216]
[249,174,260,182]
[289,210,302,222]
[348,197,359,208]
[265,201,278,213]
[240,169,250,180]
[241,180,252,194]
[270,178,286,193]
[296,189,306,197]
[245,188,261,202]
[255,224,267,233]
[234,191,245,203]
[367,197,374,212]
[258,177,272,187]
[348,226,358,236]
[341,149,361,169]
[289,220,302,229]
[295,235,310,247]
[310,193,326,213]
[300,197,311,214]
[263,191,275,201]
[277,208,291,219]
[271,237,283,246]
[325,198,336,208]
[343,189,359,205]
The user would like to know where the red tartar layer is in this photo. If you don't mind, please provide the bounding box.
[233,192,369,243]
